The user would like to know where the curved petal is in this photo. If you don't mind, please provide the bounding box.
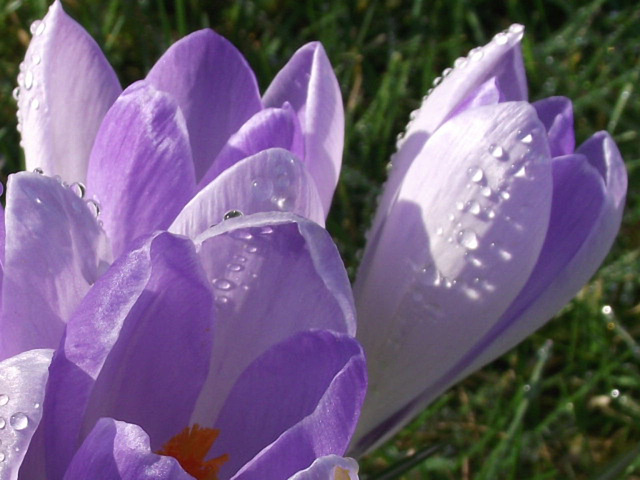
[17,0,121,183]
[445,76,504,122]
[352,101,553,452]
[263,42,344,217]
[369,26,528,275]
[146,29,262,180]
[86,81,196,257]
[211,330,366,479]
[43,232,214,479]
[225,331,366,480]
[198,104,305,189]
[450,132,627,380]
[170,148,326,238]
[63,418,193,480]
[0,349,53,480]
[288,456,360,480]
[189,212,356,428]
[533,96,575,157]
[0,173,111,360]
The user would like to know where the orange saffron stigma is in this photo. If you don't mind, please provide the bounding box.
[157,424,229,480]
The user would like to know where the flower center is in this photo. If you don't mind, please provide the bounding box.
[157,424,229,480]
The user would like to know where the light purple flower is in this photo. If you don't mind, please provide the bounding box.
[0,173,366,479]
[4,0,344,359]
[351,24,627,454]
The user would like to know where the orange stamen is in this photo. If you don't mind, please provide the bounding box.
[157,424,229,480]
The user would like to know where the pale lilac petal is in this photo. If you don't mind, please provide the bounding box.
[17,0,121,184]
[446,76,504,121]
[288,456,360,480]
[533,96,575,157]
[198,104,305,189]
[189,213,356,427]
[86,81,196,257]
[147,29,262,180]
[452,132,627,378]
[43,232,214,479]
[263,42,344,216]
[0,204,4,292]
[211,330,366,479]
[63,419,192,480]
[0,173,111,359]
[170,148,326,238]
[0,349,53,480]
[368,26,528,271]
[353,101,553,451]
[224,331,366,480]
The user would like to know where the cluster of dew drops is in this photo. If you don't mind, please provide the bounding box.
[14,18,48,141]
[0,392,36,463]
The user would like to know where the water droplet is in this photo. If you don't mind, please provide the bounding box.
[251,178,272,201]
[481,186,492,198]
[517,130,533,144]
[215,296,229,306]
[500,191,511,200]
[230,229,253,241]
[509,24,524,35]
[490,145,504,159]
[469,47,484,61]
[498,249,513,261]
[432,76,442,87]
[10,413,28,431]
[442,67,452,77]
[233,255,247,263]
[0,452,4,462]
[467,166,484,183]
[31,98,40,110]
[259,226,274,235]
[86,199,100,217]
[493,31,509,45]
[455,201,464,211]
[436,227,444,236]
[212,278,234,291]
[0,395,8,406]
[458,229,479,250]
[514,165,527,178]
[467,200,481,215]
[32,54,41,65]
[0,418,5,429]
[69,182,86,198]
[223,209,243,221]
[12,87,20,101]
[33,167,44,175]
[486,209,496,219]
[24,71,34,90]
[454,57,467,68]
[228,263,244,272]
[33,403,40,409]
[611,389,620,398]
[274,196,288,209]
[245,245,258,254]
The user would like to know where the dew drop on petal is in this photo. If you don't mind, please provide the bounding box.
[10,413,28,431]
[24,71,33,90]
[223,209,243,221]
[458,229,479,250]
[490,145,504,159]
[0,395,8,406]
[0,418,5,429]
[467,166,484,183]
[212,278,234,291]
[70,182,86,198]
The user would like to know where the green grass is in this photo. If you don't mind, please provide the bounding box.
[1,0,639,478]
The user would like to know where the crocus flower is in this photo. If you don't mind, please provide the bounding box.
[5,0,344,359]
[0,172,366,479]
[351,24,627,454]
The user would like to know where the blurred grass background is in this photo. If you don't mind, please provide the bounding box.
[1,0,639,478]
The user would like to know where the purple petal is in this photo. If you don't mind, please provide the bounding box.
[86,81,196,257]
[353,101,553,451]
[170,148,326,238]
[0,349,52,480]
[448,132,627,380]
[288,456,360,480]
[189,212,356,428]
[0,204,4,293]
[369,26,528,271]
[533,96,575,157]
[63,418,193,480]
[263,42,344,216]
[43,232,214,479]
[445,76,504,121]
[198,104,305,189]
[221,330,366,480]
[146,29,262,181]
[0,173,111,359]
[17,0,121,184]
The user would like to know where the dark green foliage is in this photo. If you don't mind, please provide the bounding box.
[1,0,638,477]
